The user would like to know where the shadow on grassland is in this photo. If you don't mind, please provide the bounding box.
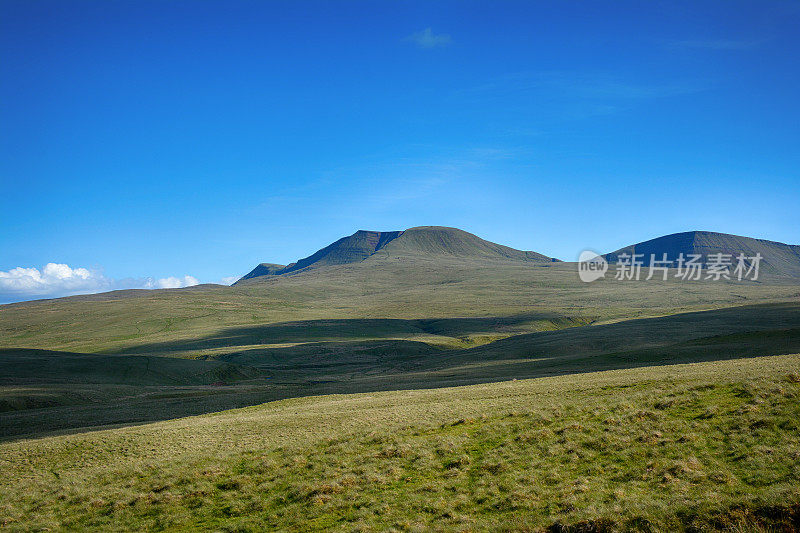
[1,303,799,440]
[104,312,590,357]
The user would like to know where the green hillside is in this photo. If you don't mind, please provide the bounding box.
[1,355,798,531]
[375,226,556,262]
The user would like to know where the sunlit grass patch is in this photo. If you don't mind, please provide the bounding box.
[0,354,799,531]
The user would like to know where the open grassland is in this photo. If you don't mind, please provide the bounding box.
[2,257,800,438]
[3,302,800,440]
[1,354,798,531]
[2,260,799,357]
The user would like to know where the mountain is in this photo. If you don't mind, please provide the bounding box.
[238,230,403,281]
[237,226,558,283]
[604,231,800,278]
[238,263,286,279]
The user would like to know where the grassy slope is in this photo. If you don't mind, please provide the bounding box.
[3,302,800,440]
[1,354,798,531]
[0,349,268,435]
[0,349,262,387]
[2,260,798,356]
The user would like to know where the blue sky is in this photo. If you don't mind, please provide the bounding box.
[1,0,799,302]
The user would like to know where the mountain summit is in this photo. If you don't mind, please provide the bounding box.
[237,226,557,283]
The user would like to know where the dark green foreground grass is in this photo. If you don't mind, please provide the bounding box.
[2,354,799,531]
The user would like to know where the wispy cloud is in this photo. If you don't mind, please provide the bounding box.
[405,28,451,49]
[665,39,760,51]
[0,263,200,303]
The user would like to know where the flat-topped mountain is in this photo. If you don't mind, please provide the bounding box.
[605,231,800,278]
[237,226,558,283]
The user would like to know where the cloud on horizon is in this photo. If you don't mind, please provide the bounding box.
[405,28,451,49]
[151,275,199,289]
[0,263,201,303]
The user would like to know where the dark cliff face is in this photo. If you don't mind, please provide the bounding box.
[237,230,403,282]
[280,230,405,273]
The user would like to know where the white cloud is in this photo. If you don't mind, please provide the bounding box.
[0,263,108,296]
[0,263,201,303]
[149,275,199,289]
[220,276,239,286]
[405,28,451,49]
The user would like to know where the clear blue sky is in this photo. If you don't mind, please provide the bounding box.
[1,0,799,301]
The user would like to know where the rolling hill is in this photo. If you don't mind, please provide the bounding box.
[605,230,800,278]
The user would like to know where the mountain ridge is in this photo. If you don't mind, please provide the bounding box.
[237,226,558,283]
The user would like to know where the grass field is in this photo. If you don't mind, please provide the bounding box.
[3,258,799,357]
[3,301,799,440]
[1,354,798,531]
